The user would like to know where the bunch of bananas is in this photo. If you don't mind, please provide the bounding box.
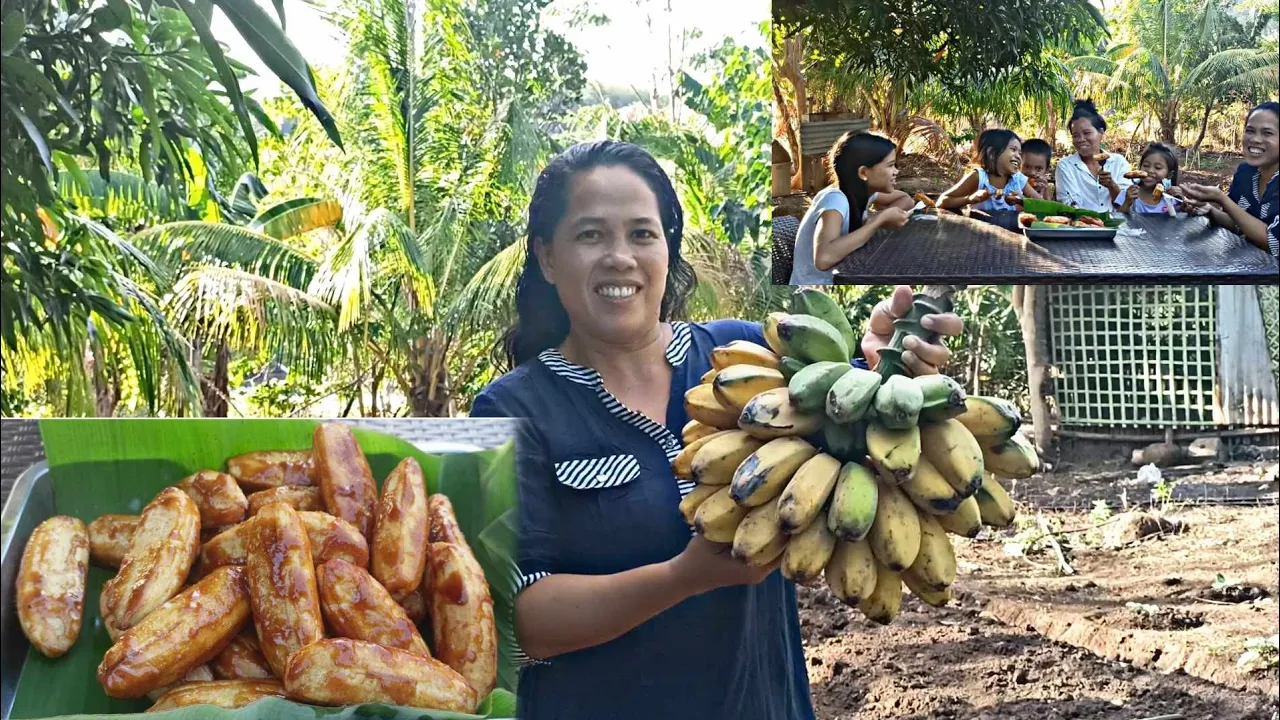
[675,288,1040,625]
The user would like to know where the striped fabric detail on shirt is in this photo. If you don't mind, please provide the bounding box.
[506,566,551,668]
[553,453,641,490]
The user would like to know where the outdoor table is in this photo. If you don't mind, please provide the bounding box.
[816,211,1279,285]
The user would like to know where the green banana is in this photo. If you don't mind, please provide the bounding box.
[778,356,807,381]
[776,314,849,364]
[789,288,858,359]
[825,539,877,606]
[865,422,920,484]
[729,437,818,507]
[915,374,968,422]
[781,518,837,584]
[822,419,866,463]
[826,462,879,542]
[777,453,842,533]
[788,361,853,414]
[866,478,921,571]
[873,374,924,430]
[981,433,1039,479]
[825,367,882,424]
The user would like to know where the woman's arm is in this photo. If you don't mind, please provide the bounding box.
[936,171,983,211]
[515,535,777,660]
[813,209,885,272]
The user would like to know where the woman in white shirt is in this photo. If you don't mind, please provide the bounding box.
[1055,99,1133,213]
[789,132,913,285]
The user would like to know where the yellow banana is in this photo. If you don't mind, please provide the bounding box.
[713,364,786,412]
[763,312,791,356]
[738,387,824,440]
[903,567,952,608]
[824,539,877,606]
[898,455,964,515]
[976,472,1016,528]
[865,422,920,484]
[857,559,903,625]
[920,419,984,498]
[711,341,780,371]
[682,420,720,445]
[780,518,836,584]
[693,486,748,543]
[776,453,841,533]
[671,429,735,479]
[731,501,788,567]
[690,431,765,486]
[866,479,920,571]
[699,369,719,385]
[730,437,818,508]
[936,495,982,538]
[908,511,956,591]
[980,433,1039,479]
[955,396,1021,443]
[684,383,739,429]
[678,485,721,526]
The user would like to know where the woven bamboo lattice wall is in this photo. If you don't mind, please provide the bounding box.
[1049,285,1219,429]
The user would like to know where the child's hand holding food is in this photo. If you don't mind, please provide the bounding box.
[875,206,911,231]
[966,189,992,206]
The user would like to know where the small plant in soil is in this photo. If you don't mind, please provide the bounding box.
[1237,634,1279,673]
[1084,499,1113,548]
[1203,574,1271,603]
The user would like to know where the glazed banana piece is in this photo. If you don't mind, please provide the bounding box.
[426,541,498,699]
[196,519,259,576]
[97,566,252,699]
[398,585,428,624]
[104,487,201,631]
[145,664,215,703]
[371,457,430,599]
[211,629,275,680]
[297,511,369,568]
[312,423,378,538]
[146,679,285,712]
[226,450,315,493]
[17,516,89,658]
[427,494,470,548]
[245,486,325,516]
[87,514,138,569]
[283,638,479,713]
[244,502,326,677]
[178,470,249,528]
[317,558,430,656]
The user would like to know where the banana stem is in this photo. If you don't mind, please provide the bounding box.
[875,284,963,380]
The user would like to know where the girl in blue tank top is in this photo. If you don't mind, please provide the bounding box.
[937,129,1043,214]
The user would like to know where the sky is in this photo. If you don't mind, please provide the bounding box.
[211,0,769,97]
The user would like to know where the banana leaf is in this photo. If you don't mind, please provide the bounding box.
[9,419,519,720]
[1021,197,1123,226]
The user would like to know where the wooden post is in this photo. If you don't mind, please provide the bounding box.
[1019,286,1055,459]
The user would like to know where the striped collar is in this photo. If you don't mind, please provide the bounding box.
[537,321,690,461]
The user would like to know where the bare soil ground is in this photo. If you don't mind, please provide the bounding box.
[802,461,1279,719]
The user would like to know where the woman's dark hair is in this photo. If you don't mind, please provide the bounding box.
[828,131,896,233]
[1247,101,1280,125]
[494,140,695,372]
[1140,143,1180,185]
[1021,138,1053,164]
[974,128,1020,174]
[1069,98,1107,134]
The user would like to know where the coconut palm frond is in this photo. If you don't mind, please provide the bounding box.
[309,220,373,332]
[445,239,525,335]
[248,197,344,240]
[133,221,320,291]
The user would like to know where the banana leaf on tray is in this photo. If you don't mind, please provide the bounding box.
[6,420,521,720]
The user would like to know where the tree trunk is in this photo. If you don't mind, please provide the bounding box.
[1190,96,1215,158]
[1042,97,1058,147]
[200,339,229,418]
[407,335,451,417]
[1019,286,1055,460]
[773,75,801,173]
[84,335,119,418]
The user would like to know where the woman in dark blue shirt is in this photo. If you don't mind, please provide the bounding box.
[1184,101,1279,258]
[470,140,961,720]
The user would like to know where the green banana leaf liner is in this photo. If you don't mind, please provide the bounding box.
[1021,198,1124,227]
[11,420,523,720]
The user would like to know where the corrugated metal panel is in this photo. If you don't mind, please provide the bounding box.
[799,118,871,156]
[1215,285,1280,427]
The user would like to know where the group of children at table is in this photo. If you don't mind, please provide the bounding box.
[788,98,1279,285]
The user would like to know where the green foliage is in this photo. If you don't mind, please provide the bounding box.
[1238,634,1280,673]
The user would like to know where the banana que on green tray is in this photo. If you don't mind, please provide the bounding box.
[678,286,1037,625]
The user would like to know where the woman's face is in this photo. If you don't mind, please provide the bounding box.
[1138,153,1170,186]
[535,165,669,348]
[1069,118,1103,158]
[861,150,898,194]
[996,138,1022,176]
[1242,109,1279,169]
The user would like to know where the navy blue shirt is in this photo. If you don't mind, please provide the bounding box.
[470,320,815,720]
[1227,161,1278,258]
